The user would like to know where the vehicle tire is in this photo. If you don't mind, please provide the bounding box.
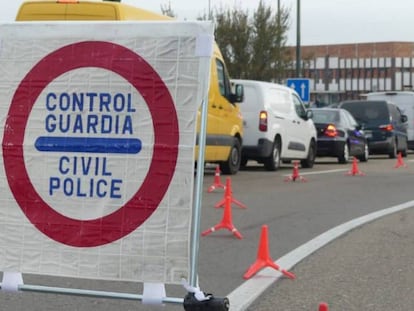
[264,138,281,171]
[357,142,369,162]
[300,140,315,168]
[220,138,241,175]
[401,138,408,157]
[389,138,397,159]
[338,143,350,164]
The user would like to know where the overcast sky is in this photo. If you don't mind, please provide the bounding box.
[1,0,412,46]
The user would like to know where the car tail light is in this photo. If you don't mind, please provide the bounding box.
[379,124,394,131]
[323,124,337,137]
[259,111,268,132]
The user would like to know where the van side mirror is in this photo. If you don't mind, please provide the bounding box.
[230,84,244,104]
[304,109,313,120]
[401,114,408,123]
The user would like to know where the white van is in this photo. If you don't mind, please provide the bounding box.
[366,91,414,150]
[232,79,317,171]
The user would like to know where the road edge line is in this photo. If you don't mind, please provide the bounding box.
[227,200,414,311]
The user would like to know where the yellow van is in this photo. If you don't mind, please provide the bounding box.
[16,0,244,174]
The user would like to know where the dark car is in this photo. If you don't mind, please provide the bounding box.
[339,100,408,158]
[310,108,369,163]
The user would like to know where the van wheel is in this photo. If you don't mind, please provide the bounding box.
[401,138,408,157]
[264,139,281,171]
[389,138,397,159]
[221,138,241,175]
[301,140,315,168]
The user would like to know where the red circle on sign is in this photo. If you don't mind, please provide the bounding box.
[2,41,179,247]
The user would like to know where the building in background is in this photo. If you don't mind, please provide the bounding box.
[287,42,414,106]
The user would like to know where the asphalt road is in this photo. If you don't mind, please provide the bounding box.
[1,154,414,310]
[247,207,414,311]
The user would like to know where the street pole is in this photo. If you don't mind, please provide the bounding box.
[276,0,281,82]
[295,0,301,77]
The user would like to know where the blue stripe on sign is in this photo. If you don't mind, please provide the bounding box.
[34,137,142,154]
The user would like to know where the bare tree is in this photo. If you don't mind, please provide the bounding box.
[160,1,176,18]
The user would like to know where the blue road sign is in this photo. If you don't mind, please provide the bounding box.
[286,78,310,102]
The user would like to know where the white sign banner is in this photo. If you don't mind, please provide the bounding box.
[0,21,213,284]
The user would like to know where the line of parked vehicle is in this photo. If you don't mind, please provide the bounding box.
[231,79,412,171]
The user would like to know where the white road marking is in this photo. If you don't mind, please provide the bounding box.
[227,200,414,311]
[283,168,348,176]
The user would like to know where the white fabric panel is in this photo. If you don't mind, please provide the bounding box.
[0,21,213,285]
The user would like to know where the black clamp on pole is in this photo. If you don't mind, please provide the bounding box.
[182,279,229,311]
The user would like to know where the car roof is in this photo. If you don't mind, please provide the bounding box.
[310,107,345,113]
[339,99,389,105]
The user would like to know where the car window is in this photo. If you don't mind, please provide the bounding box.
[388,104,403,124]
[292,93,307,119]
[216,59,231,99]
[311,110,338,124]
[343,110,358,128]
[341,101,389,125]
[338,110,350,128]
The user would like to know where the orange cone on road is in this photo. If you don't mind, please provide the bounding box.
[208,165,226,193]
[345,157,365,176]
[284,161,307,182]
[319,302,329,311]
[394,152,407,168]
[215,177,247,209]
[201,189,243,239]
[243,225,295,279]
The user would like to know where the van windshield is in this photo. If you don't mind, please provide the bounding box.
[341,101,389,126]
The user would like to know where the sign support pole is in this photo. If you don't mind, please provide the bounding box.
[189,97,209,288]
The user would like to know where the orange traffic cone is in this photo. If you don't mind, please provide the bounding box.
[208,165,226,192]
[284,161,307,182]
[201,189,243,239]
[394,152,407,168]
[345,157,365,176]
[319,302,329,311]
[215,177,247,209]
[243,225,295,279]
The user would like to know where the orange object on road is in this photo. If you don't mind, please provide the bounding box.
[284,161,307,182]
[208,165,226,193]
[243,225,295,279]
[202,187,242,239]
[394,152,407,168]
[215,177,247,209]
[345,157,365,176]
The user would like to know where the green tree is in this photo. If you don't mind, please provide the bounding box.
[213,1,291,82]
[250,0,290,81]
[274,3,292,82]
[214,7,252,79]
